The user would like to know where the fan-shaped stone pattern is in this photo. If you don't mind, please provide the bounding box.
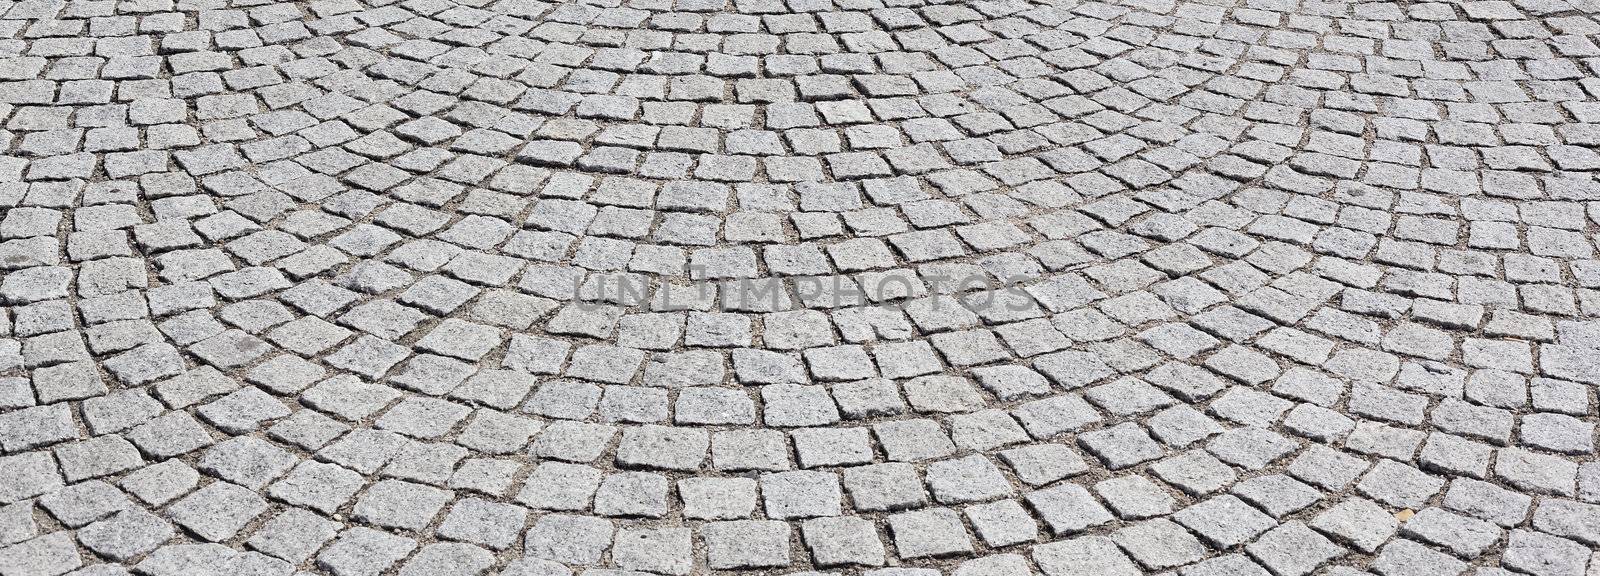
[2,0,1600,574]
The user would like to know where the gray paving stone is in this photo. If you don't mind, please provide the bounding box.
[887,508,972,560]
[166,481,268,542]
[1151,450,1238,497]
[0,532,82,576]
[1310,497,1398,554]
[704,519,791,569]
[317,527,417,576]
[1025,483,1113,536]
[1179,555,1271,576]
[1173,494,1277,549]
[352,479,452,532]
[397,543,494,576]
[763,471,842,520]
[613,527,692,576]
[118,460,199,508]
[524,514,614,566]
[1495,448,1578,497]
[246,508,340,565]
[593,472,668,518]
[926,455,1014,505]
[614,425,707,471]
[266,461,364,515]
[1501,529,1588,576]
[679,477,757,520]
[802,516,885,568]
[1095,475,1175,520]
[1371,539,1469,576]
[1033,536,1140,576]
[843,462,927,512]
[1401,507,1502,559]
[78,509,175,562]
[965,499,1039,548]
[1245,522,1346,576]
[1111,518,1206,570]
[39,480,129,528]
[197,436,297,490]
[1079,423,1165,469]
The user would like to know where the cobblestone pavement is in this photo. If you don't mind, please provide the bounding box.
[4,0,1600,574]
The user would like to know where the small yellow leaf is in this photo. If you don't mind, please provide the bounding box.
[1395,509,1415,522]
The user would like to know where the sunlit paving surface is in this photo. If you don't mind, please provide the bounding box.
[1,0,1599,574]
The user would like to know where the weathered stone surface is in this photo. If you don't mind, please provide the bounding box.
[5,2,1594,574]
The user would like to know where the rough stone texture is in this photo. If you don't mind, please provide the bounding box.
[1,0,1598,574]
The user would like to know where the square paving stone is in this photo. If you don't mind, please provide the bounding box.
[166,481,269,542]
[1025,483,1113,535]
[1032,535,1141,576]
[1111,518,1207,570]
[436,497,527,551]
[1245,521,1346,576]
[317,527,418,576]
[351,479,453,532]
[612,527,692,576]
[524,514,614,565]
[802,516,886,568]
[1079,422,1166,469]
[246,507,340,564]
[888,507,973,559]
[704,520,792,569]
